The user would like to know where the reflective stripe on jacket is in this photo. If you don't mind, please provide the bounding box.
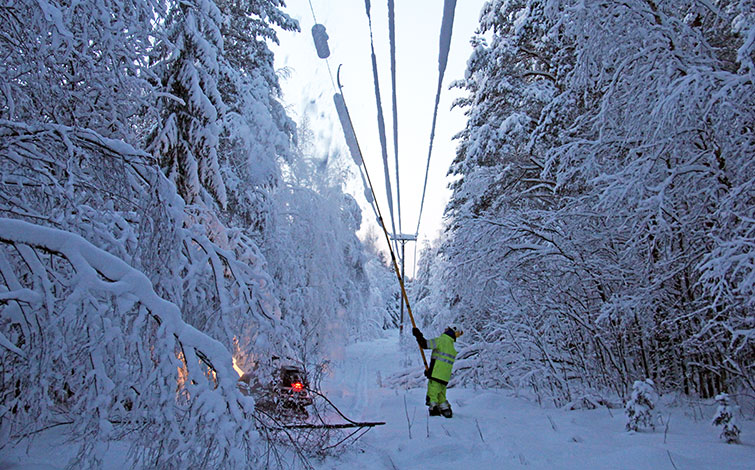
[427,333,457,384]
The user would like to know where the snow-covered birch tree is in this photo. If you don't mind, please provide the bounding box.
[0,0,157,142]
[435,0,754,403]
[262,118,377,360]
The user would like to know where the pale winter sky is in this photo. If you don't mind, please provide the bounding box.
[273,0,487,277]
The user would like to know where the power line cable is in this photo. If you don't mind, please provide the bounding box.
[306,0,318,23]
[334,68,379,222]
[363,0,400,257]
[324,60,337,94]
[338,76,428,371]
[414,0,457,238]
[308,2,424,362]
[306,0,338,91]
[387,0,402,237]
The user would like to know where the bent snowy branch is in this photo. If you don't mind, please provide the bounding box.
[0,218,260,468]
[0,218,238,384]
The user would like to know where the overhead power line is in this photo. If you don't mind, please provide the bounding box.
[387,0,402,237]
[364,0,400,258]
[414,0,457,238]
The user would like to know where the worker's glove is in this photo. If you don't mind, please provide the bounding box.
[412,327,428,349]
[423,368,431,379]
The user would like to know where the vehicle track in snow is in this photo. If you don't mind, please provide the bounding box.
[351,361,368,419]
[321,336,382,423]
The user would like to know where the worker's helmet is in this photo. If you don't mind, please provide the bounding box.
[447,325,463,338]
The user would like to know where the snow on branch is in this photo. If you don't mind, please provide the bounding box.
[0,120,282,360]
[0,217,259,468]
[0,120,289,466]
[1,218,237,380]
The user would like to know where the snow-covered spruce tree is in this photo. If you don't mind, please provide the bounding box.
[215,0,299,233]
[712,393,741,444]
[148,0,228,208]
[625,379,658,432]
[438,0,755,403]
[141,0,299,374]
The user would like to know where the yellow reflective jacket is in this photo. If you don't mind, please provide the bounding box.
[425,332,457,384]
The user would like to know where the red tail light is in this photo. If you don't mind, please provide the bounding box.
[291,382,304,392]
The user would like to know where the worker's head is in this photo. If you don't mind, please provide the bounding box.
[445,326,463,339]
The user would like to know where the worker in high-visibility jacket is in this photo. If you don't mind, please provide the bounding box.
[412,326,463,418]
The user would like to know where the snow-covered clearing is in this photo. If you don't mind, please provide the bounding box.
[3,330,754,469]
[317,331,754,470]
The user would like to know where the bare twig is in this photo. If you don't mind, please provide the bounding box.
[252,410,314,470]
[520,70,557,82]
[12,420,73,440]
[667,450,679,470]
[320,426,371,452]
[403,394,413,439]
[475,418,485,442]
[547,414,559,431]
[308,388,385,427]
[276,422,385,430]
[664,414,671,444]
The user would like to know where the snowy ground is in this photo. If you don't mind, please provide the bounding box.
[315,331,754,470]
[3,330,754,469]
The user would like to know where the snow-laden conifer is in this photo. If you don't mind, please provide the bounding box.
[149,0,228,208]
[215,0,298,231]
[712,393,742,444]
[625,379,658,432]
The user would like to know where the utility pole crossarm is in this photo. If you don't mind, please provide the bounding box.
[390,233,417,242]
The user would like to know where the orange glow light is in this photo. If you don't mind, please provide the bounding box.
[232,357,244,378]
[291,382,304,392]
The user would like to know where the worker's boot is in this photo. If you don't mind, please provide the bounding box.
[439,402,452,418]
[428,403,440,416]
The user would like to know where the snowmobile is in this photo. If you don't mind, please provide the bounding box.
[238,359,384,443]
[238,364,313,421]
